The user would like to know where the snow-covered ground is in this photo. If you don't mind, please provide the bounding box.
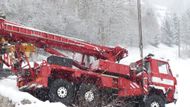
[0,76,66,107]
[0,44,187,107]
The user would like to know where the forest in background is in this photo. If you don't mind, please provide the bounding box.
[0,0,190,57]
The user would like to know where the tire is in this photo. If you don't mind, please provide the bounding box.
[144,94,165,107]
[48,79,75,105]
[33,88,49,101]
[77,83,101,107]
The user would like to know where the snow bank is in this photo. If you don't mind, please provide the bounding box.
[0,76,66,107]
[0,95,15,107]
[17,101,65,107]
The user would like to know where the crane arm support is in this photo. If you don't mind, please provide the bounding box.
[0,18,128,61]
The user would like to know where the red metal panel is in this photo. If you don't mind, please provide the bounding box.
[150,59,159,74]
[118,77,143,97]
[100,76,113,88]
[36,64,52,87]
[92,59,130,76]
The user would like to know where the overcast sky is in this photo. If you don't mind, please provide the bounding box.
[148,0,189,14]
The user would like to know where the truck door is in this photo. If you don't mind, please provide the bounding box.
[151,60,175,93]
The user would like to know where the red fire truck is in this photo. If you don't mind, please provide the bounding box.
[0,18,177,107]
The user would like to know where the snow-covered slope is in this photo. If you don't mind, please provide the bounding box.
[0,44,187,107]
[0,77,66,107]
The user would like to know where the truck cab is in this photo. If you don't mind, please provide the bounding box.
[135,55,177,106]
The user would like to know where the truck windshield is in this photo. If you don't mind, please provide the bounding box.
[158,62,171,75]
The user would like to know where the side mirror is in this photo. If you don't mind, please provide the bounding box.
[176,74,179,78]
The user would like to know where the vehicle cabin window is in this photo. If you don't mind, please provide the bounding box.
[157,62,169,74]
[144,61,151,73]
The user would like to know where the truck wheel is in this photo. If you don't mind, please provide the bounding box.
[33,88,49,101]
[144,94,165,107]
[78,83,101,107]
[48,79,75,105]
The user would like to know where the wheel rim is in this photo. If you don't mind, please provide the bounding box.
[57,87,68,98]
[84,90,94,102]
[151,101,160,107]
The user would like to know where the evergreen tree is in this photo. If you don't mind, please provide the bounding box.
[161,13,179,46]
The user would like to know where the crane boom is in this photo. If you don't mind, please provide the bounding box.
[0,18,127,61]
